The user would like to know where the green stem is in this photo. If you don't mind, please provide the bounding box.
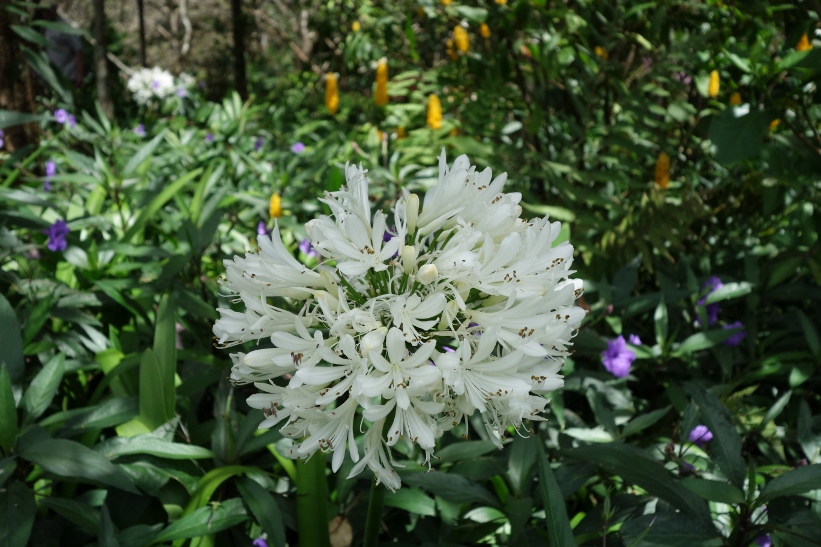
[363,476,386,547]
[296,454,331,547]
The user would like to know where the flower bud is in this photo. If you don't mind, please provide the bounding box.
[417,264,439,285]
[406,194,419,234]
[360,327,387,356]
[402,245,417,273]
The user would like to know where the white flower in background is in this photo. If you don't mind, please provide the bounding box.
[214,150,585,490]
[127,67,190,105]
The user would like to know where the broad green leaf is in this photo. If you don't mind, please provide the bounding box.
[673,329,741,357]
[0,365,17,453]
[122,168,202,242]
[536,442,575,547]
[0,109,50,130]
[708,108,770,165]
[23,353,65,420]
[384,487,437,517]
[436,440,499,463]
[123,131,166,177]
[153,294,177,422]
[151,498,248,543]
[62,397,138,431]
[236,478,287,546]
[0,481,36,547]
[39,497,100,534]
[703,282,752,305]
[21,294,55,346]
[567,443,708,517]
[99,504,118,547]
[20,438,139,494]
[621,513,721,547]
[758,464,821,504]
[622,406,671,438]
[185,466,253,515]
[685,383,746,487]
[681,478,745,505]
[508,436,539,497]
[0,294,24,382]
[96,435,214,461]
[402,471,499,507]
[138,349,170,431]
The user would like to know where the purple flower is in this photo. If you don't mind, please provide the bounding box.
[54,108,68,124]
[152,79,161,90]
[628,334,642,345]
[134,124,146,137]
[205,132,213,143]
[43,219,69,252]
[299,238,319,259]
[673,71,692,85]
[252,538,268,547]
[697,276,723,326]
[67,114,76,128]
[754,535,771,547]
[176,87,187,98]
[689,425,713,446]
[0,129,4,148]
[291,141,306,154]
[601,336,636,378]
[45,161,56,191]
[722,320,746,347]
[257,221,271,237]
[255,137,265,152]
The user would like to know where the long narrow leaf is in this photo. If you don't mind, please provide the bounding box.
[536,441,575,547]
[122,168,202,242]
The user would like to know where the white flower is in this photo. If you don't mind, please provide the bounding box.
[126,66,189,105]
[215,150,585,489]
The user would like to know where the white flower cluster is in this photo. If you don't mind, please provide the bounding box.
[126,67,192,105]
[214,152,585,490]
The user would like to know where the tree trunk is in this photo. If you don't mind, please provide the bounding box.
[0,3,38,152]
[93,0,114,119]
[137,0,147,66]
[231,0,248,100]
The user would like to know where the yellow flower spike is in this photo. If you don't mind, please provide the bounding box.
[440,0,452,5]
[708,70,720,98]
[797,33,812,52]
[769,118,781,131]
[730,92,742,105]
[655,152,670,189]
[375,58,388,106]
[427,94,442,130]
[480,23,491,39]
[376,129,384,142]
[495,0,507,4]
[325,73,339,115]
[454,26,469,53]
[397,127,406,139]
[269,193,283,218]
[352,21,361,32]
[594,46,609,60]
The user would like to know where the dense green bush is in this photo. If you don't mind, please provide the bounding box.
[1,1,820,546]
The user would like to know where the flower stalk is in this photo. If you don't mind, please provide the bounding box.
[296,453,331,547]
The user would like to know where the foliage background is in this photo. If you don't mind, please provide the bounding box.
[1,0,820,546]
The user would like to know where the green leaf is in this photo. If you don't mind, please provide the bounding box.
[402,471,499,507]
[702,282,752,305]
[236,478,287,547]
[39,497,100,534]
[151,498,248,543]
[621,513,721,547]
[536,442,575,547]
[20,438,139,494]
[384,487,437,517]
[685,383,746,487]
[654,297,668,348]
[122,131,166,177]
[99,504,119,547]
[436,440,499,463]
[122,168,202,242]
[0,293,24,382]
[21,294,55,346]
[0,109,51,130]
[64,397,138,431]
[0,482,36,547]
[185,466,253,515]
[673,329,741,356]
[567,443,708,517]
[96,435,214,461]
[622,406,671,438]
[23,353,65,420]
[508,436,539,497]
[758,464,821,504]
[708,108,770,165]
[681,478,745,504]
[152,294,177,422]
[138,349,171,431]
[0,364,17,453]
